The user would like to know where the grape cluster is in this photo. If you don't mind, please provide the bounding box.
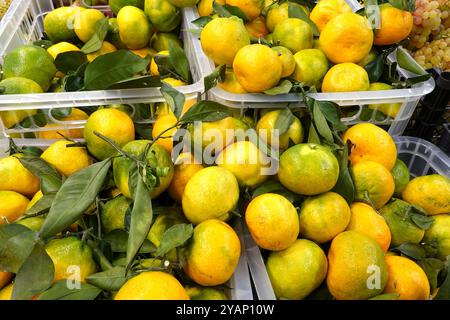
[408,0,449,70]
[412,36,450,71]
[0,0,12,21]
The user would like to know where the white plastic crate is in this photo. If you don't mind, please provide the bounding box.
[183,1,435,135]
[0,0,203,138]
[0,138,253,300]
[243,136,449,300]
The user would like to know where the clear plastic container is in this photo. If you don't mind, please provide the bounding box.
[183,1,435,135]
[243,136,449,300]
[0,137,254,300]
[0,0,203,137]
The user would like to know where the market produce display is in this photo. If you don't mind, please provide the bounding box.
[0,0,448,302]
[195,0,429,96]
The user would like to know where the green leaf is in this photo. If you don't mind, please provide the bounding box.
[180,100,233,123]
[126,175,153,272]
[307,122,321,144]
[392,242,427,260]
[81,17,109,54]
[434,259,450,300]
[252,180,302,203]
[153,53,174,77]
[410,212,434,230]
[24,193,56,217]
[84,50,150,90]
[104,229,156,253]
[332,143,355,204]
[388,0,415,12]
[63,62,87,92]
[12,242,54,300]
[316,101,347,131]
[51,107,73,119]
[369,293,400,300]
[204,64,226,93]
[17,156,62,195]
[160,82,185,119]
[419,258,445,290]
[0,224,37,273]
[405,74,432,86]
[213,2,249,21]
[55,51,88,75]
[110,75,162,89]
[38,280,102,300]
[21,147,43,157]
[156,224,193,257]
[274,108,294,136]
[313,102,333,143]
[365,54,384,83]
[264,79,293,95]
[191,16,213,28]
[39,158,112,238]
[364,0,380,30]
[288,2,319,36]
[396,49,427,75]
[86,266,129,291]
[168,41,191,83]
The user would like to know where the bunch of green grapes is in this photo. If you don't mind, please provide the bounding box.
[412,36,450,71]
[408,0,447,50]
[0,0,12,21]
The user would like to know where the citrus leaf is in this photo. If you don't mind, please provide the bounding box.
[84,50,150,90]
[388,0,415,12]
[392,242,427,260]
[0,224,37,273]
[51,107,73,119]
[21,147,43,157]
[396,49,427,75]
[313,102,333,143]
[126,174,153,272]
[81,17,109,54]
[316,101,347,131]
[180,100,233,123]
[369,293,399,300]
[410,212,434,230]
[288,2,319,36]
[38,280,102,300]
[12,242,54,300]
[86,266,129,291]
[264,79,293,95]
[405,74,432,86]
[191,16,213,28]
[364,54,384,82]
[274,108,294,136]
[365,0,380,30]
[156,224,193,257]
[160,82,185,120]
[104,230,156,253]
[168,41,191,83]
[434,259,450,300]
[252,180,302,203]
[419,258,445,290]
[109,75,162,89]
[307,122,320,144]
[55,51,88,75]
[24,193,56,217]
[204,64,226,93]
[39,158,112,238]
[332,143,355,204]
[213,2,249,21]
[17,156,62,195]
